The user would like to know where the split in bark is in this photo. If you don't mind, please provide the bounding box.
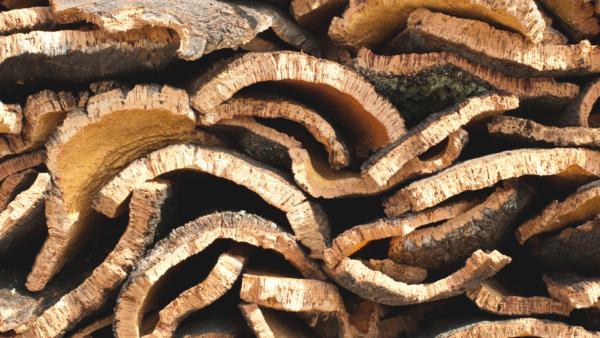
[328,0,547,49]
[466,279,573,316]
[93,143,330,258]
[488,116,600,149]
[388,180,533,269]
[537,0,600,41]
[385,148,600,214]
[434,318,599,337]
[49,0,320,60]
[561,78,600,127]
[363,93,518,187]
[190,51,405,153]
[26,84,219,292]
[406,8,600,77]
[325,249,511,306]
[543,272,600,309]
[114,211,325,338]
[516,179,600,243]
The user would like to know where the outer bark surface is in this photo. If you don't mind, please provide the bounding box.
[435,318,599,337]
[544,272,600,309]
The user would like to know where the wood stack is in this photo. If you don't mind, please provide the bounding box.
[0,0,600,337]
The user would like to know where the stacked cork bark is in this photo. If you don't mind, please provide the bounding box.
[1,0,600,337]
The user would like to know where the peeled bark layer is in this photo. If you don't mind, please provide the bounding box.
[562,78,600,127]
[328,0,547,48]
[49,0,320,59]
[435,318,599,338]
[385,148,600,214]
[406,8,600,77]
[0,6,74,35]
[516,180,600,243]
[0,169,37,211]
[543,272,600,309]
[538,0,600,40]
[0,101,21,134]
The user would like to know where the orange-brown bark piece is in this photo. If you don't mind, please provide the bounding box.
[291,0,346,29]
[385,148,600,214]
[0,6,73,35]
[435,318,599,337]
[326,250,510,306]
[49,0,320,59]
[70,315,113,338]
[538,0,600,40]
[190,51,405,152]
[0,169,36,211]
[361,259,427,284]
[516,180,600,243]
[466,279,573,316]
[93,143,330,258]
[0,101,21,134]
[561,78,600,127]
[406,8,600,77]
[0,151,44,182]
[328,0,547,48]
[363,93,518,186]
[26,84,221,293]
[544,272,600,309]
[114,211,324,338]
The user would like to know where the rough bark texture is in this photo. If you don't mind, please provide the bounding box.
[435,318,599,337]
[543,272,600,309]
[538,0,600,40]
[561,78,600,127]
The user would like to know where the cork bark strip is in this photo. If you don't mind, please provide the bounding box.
[385,148,600,215]
[406,8,600,77]
[190,51,405,152]
[435,318,599,337]
[328,0,547,48]
[561,78,600,127]
[0,101,21,134]
[93,143,330,258]
[537,0,600,40]
[49,0,320,59]
[0,6,74,35]
[26,84,222,293]
[363,93,518,187]
[114,211,325,338]
[544,272,600,309]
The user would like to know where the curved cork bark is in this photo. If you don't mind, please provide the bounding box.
[361,259,427,284]
[69,315,113,338]
[363,93,518,187]
[489,116,600,149]
[49,0,320,60]
[93,143,330,258]
[544,272,600,309]
[208,96,350,170]
[0,169,37,211]
[389,180,533,269]
[0,151,45,182]
[26,84,221,293]
[145,244,251,338]
[385,148,600,215]
[323,194,481,268]
[114,211,325,338]
[0,172,49,253]
[19,181,174,337]
[538,0,600,40]
[240,274,375,338]
[406,9,600,77]
[291,0,346,29]
[561,78,600,128]
[239,303,317,338]
[0,7,73,35]
[435,318,599,337]
[516,180,600,243]
[355,49,580,113]
[328,0,547,49]
[0,101,21,134]
[0,27,178,88]
[531,215,600,274]
[5,90,77,156]
[190,51,405,152]
[325,250,511,306]
[466,279,573,316]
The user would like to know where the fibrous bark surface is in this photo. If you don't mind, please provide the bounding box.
[538,0,600,40]
[543,272,600,309]
[561,78,600,127]
[435,318,599,337]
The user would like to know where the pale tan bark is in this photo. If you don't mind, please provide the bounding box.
[562,78,600,127]
[544,272,600,309]
[435,318,600,337]
[0,6,73,35]
[0,101,21,134]
[239,304,316,338]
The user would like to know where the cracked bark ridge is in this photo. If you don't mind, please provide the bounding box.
[538,0,600,41]
[466,279,573,316]
[26,84,218,293]
[328,0,547,49]
[543,272,600,309]
[363,93,518,187]
[93,143,330,258]
[385,148,600,215]
[516,179,600,244]
[19,181,173,337]
[435,318,599,337]
[49,0,320,59]
[489,116,600,149]
[530,215,600,275]
[0,27,179,89]
[208,95,350,170]
[114,211,325,338]
[389,180,533,269]
[326,250,510,306]
[191,51,405,152]
[406,8,600,77]
[561,78,600,127]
